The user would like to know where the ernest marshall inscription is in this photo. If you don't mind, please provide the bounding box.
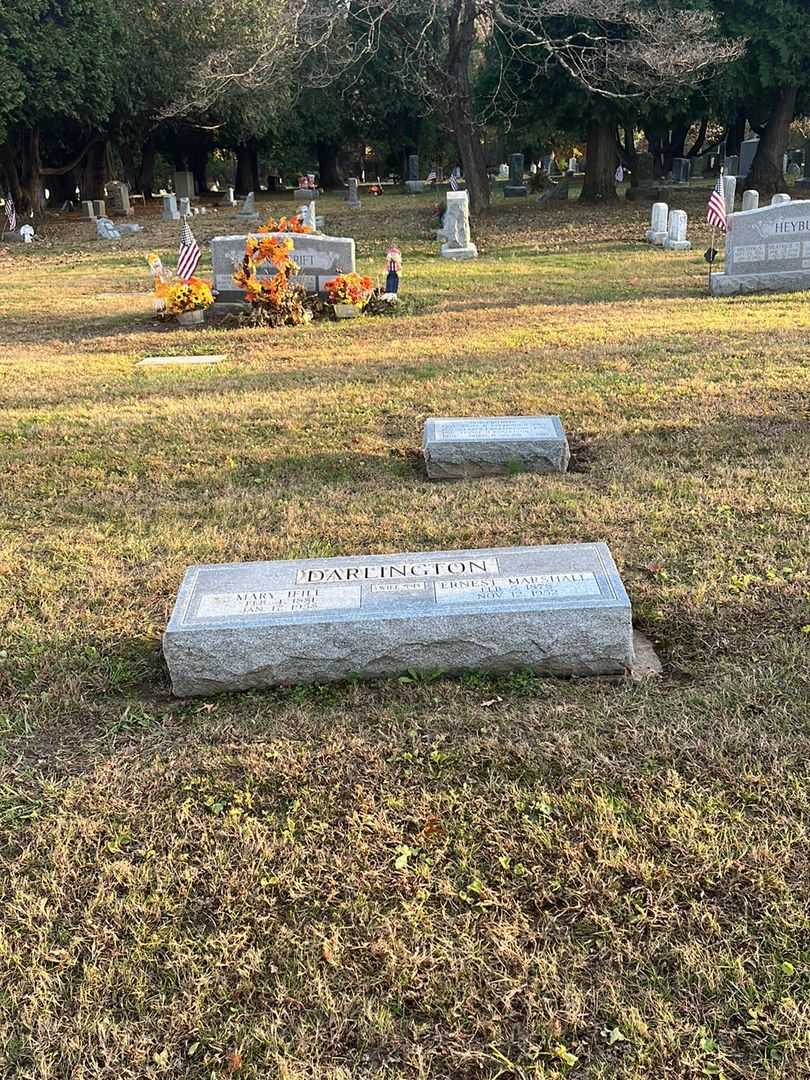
[423,415,570,479]
[712,201,810,296]
[163,543,634,694]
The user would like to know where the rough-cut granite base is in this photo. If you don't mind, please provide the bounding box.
[663,238,692,251]
[163,543,634,695]
[710,269,810,296]
[423,415,570,479]
[440,243,478,260]
[404,181,426,194]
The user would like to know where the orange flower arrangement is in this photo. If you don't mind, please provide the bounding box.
[323,272,373,308]
[233,233,307,325]
[258,215,313,235]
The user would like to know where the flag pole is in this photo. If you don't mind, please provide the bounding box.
[708,166,724,291]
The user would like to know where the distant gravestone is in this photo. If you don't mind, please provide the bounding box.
[138,355,226,367]
[238,191,259,220]
[797,142,810,189]
[663,209,691,251]
[162,542,635,694]
[710,199,810,296]
[690,156,707,178]
[108,182,132,216]
[722,175,737,213]
[162,194,180,221]
[346,177,361,208]
[174,171,195,200]
[178,197,191,217]
[81,200,96,220]
[771,193,791,206]
[225,187,236,206]
[741,189,760,212]
[440,190,478,260]
[498,163,510,180]
[92,199,106,217]
[724,154,740,177]
[211,230,355,302]
[635,153,655,184]
[504,153,528,197]
[568,157,578,174]
[671,158,691,183]
[423,416,570,479]
[404,154,424,194]
[96,217,121,241]
[645,202,669,245]
[739,138,759,179]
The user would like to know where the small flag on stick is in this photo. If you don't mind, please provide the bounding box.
[4,192,16,232]
[449,173,460,191]
[176,218,200,281]
[707,177,727,233]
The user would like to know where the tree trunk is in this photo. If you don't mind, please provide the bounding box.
[580,118,617,203]
[190,144,209,194]
[688,117,709,158]
[234,142,257,196]
[450,99,489,216]
[317,142,342,189]
[0,139,24,211]
[620,122,638,186]
[138,139,156,199]
[81,141,108,200]
[746,86,797,197]
[726,109,747,157]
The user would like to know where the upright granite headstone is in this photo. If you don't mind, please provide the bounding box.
[504,153,528,197]
[404,154,424,194]
[81,200,96,220]
[301,201,318,232]
[211,231,356,302]
[568,157,578,174]
[162,194,180,221]
[710,199,810,296]
[724,154,740,178]
[108,182,132,216]
[739,138,759,179]
[440,190,478,260]
[423,416,570,479]
[224,187,236,207]
[163,542,635,694]
[741,189,760,212]
[663,209,691,251]
[238,191,259,220]
[174,171,195,200]
[346,177,361,208]
[722,175,737,213]
[671,158,691,183]
[178,197,191,217]
[771,193,791,206]
[635,152,656,184]
[92,199,106,217]
[645,202,669,244]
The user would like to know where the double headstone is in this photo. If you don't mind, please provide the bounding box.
[671,158,691,183]
[710,199,810,296]
[439,190,478,260]
[174,171,195,200]
[211,230,355,302]
[162,542,635,694]
[741,189,760,212]
[645,202,669,245]
[162,194,180,221]
[504,153,528,197]
[346,177,361,208]
[663,209,691,251]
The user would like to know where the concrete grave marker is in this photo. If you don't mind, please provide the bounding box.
[711,199,810,296]
[440,190,477,260]
[771,193,791,206]
[423,415,570,479]
[645,202,668,244]
[505,153,528,197]
[81,200,96,220]
[138,355,226,367]
[163,542,635,694]
[92,199,106,217]
[238,191,259,220]
[663,209,691,251]
[741,189,760,212]
[346,177,361,208]
[211,231,355,301]
[162,194,180,221]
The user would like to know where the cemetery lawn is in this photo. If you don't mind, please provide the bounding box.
[2,189,810,1080]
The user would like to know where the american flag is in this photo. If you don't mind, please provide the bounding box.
[449,173,460,191]
[176,218,200,280]
[4,192,16,231]
[707,178,727,233]
[425,169,438,183]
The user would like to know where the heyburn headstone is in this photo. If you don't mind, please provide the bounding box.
[710,199,810,296]
[423,415,570,479]
[163,542,635,694]
[440,190,477,260]
[210,231,356,301]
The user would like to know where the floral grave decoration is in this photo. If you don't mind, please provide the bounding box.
[258,214,313,235]
[323,272,373,311]
[233,234,310,326]
[147,252,213,318]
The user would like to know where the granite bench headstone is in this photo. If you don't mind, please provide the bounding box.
[423,415,570,479]
[163,542,635,694]
[210,231,356,302]
[710,198,810,296]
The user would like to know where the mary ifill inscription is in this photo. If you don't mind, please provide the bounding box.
[163,543,635,694]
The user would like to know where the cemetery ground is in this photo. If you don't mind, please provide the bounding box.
[1,188,809,1080]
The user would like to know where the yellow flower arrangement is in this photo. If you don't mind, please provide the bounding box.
[155,277,214,316]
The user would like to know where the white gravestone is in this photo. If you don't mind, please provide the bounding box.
[20,224,35,244]
[210,231,355,302]
[346,177,361,208]
[423,415,570,479]
[645,202,669,245]
[722,175,737,214]
[238,191,259,220]
[771,193,791,206]
[710,199,810,296]
[225,187,236,206]
[741,189,760,212]
[92,199,106,217]
[440,190,478,260]
[163,542,635,694]
[178,197,191,217]
[300,201,318,232]
[663,209,691,251]
[162,194,180,221]
[81,200,96,220]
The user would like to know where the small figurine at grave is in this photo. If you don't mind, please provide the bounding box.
[384,245,401,296]
[20,224,35,244]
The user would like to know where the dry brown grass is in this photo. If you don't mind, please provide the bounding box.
[1,187,809,1079]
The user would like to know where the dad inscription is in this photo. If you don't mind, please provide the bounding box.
[210,232,356,301]
[163,543,635,694]
[423,415,570,478]
[711,200,810,296]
